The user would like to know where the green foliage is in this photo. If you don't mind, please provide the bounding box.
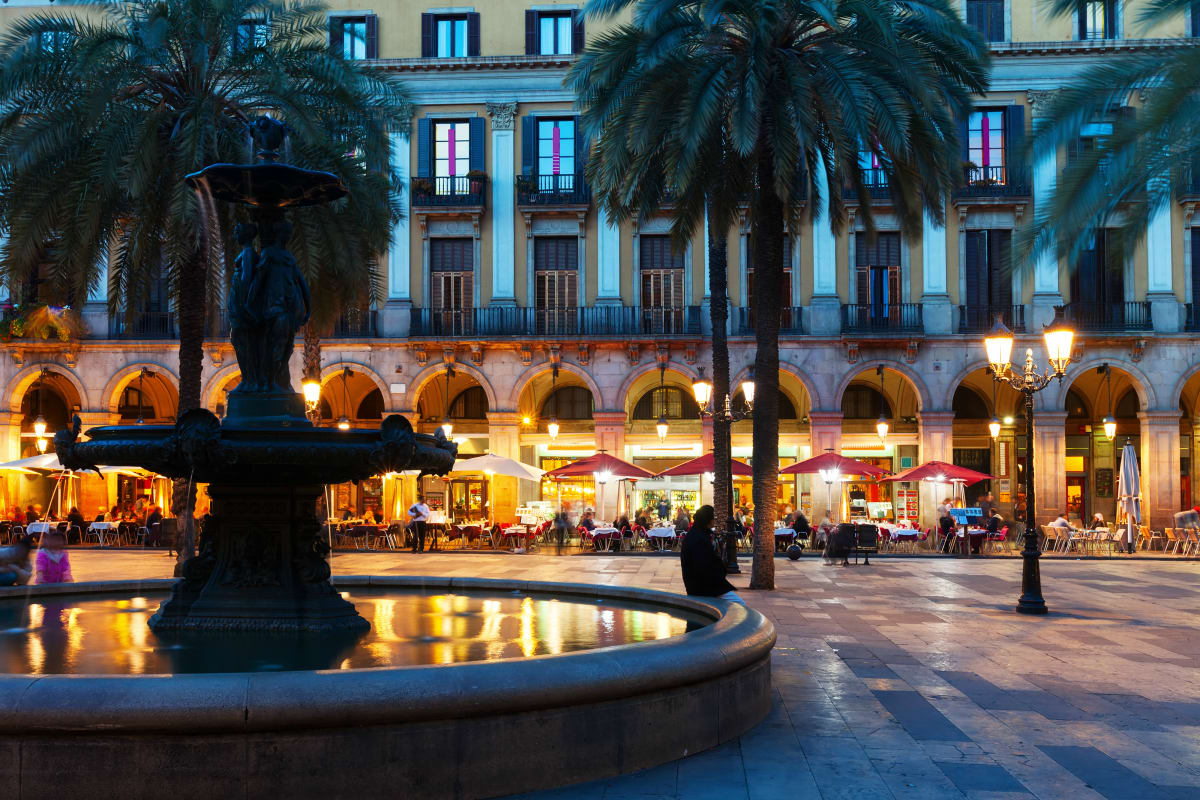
[0,303,84,342]
[0,0,409,359]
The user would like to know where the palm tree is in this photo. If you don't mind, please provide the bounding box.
[0,0,405,563]
[1021,0,1200,265]
[573,0,987,588]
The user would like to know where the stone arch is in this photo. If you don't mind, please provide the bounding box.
[729,363,814,419]
[510,361,603,412]
[5,364,88,415]
[1169,363,1200,414]
[941,360,993,409]
[618,363,699,418]
[102,362,180,416]
[831,360,932,414]
[1053,358,1156,411]
[406,361,499,415]
[318,361,391,405]
[201,364,243,412]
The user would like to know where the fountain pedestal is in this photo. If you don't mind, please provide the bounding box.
[149,482,364,633]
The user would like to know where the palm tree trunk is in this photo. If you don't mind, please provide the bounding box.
[706,207,732,541]
[303,323,322,385]
[749,128,784,591]
[172,247,208,576]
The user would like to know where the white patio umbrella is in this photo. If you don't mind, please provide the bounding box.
[1117,440,1141,552]
[450,453,544,481]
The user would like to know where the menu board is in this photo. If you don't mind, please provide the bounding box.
[867,502,893,519]
[895,489,919,521]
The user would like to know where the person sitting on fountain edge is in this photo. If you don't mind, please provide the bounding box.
[680,505,742,603]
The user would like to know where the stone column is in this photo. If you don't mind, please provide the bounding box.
[808,411,842,521]
[1139,410,1181,529]
[809,161,840,335]
[1032,410,1067,528]
[918,411,955,528]
[487,410,521,522]
[592,411,627,520]
[1146,186,1180,332]
[921,206,953,334]
[1028,91,1064,329]
[596,208,622,305]
[487,102,518,307]
[380,128,412,337]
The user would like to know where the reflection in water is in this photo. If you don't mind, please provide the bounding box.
[0,589,707,675]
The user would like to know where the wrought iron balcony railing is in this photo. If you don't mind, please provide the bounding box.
[516,172,590,206]
[955,165,1032,198]
[1187,303,1200,331]
[1061,301,1152,332]
[329,309,376,338]
[958,304,1026,333]
[841,303,923,334]
[108,311,176,339]
[410,175,487,208]
[731,307,806,335]
[843,168,892,201]
[409,305,702,338]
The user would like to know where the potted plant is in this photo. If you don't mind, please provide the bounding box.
[466,169,487,194]
[411,177,434,198]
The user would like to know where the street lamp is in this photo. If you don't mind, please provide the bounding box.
[440,364,455,438]
[983,312,1074,615]
[337,366,352,431]
[35,437,47,454]
[655,364,669,442]
[695,366,755,574]
[819,466,841,521]
[875,365,889,442]
[1101,364,1116,441]
[547,365,560,442]
[302,377,321,413]
[989,375,1001,440]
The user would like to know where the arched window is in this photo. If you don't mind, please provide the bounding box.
[951,386,990,419]
[118,387,153,421]
[841,386,891,419]
[449,386,488,419]
[20,385,69,433]
[732,389,797,419]
[632,386,700,420]
[1065,388,1089,419]
[541,386,593,420]
[1114,388,1139,419]
[356,388,384,420]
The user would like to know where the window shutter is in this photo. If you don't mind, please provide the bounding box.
[416,117,432,177]
[466,12,481,56]
[965,230,984,309]
[989,0,1004,40]
[991,230,1013,308]
[1192,230,1200,306]
[571,9,585,53]
[1003,105,1024,176]
[855,266,869,306]
[364,14,378,58]
[420,13,434,57]
[1102,229,1123,304]
[521,115,536,175]
[525,10,537,55]
[1077,4,1085,39]
[329,17,343,56]
[887,265,901,308]
[468,117,485,173]
[1105,0,1116,37]
[958,114,969,162]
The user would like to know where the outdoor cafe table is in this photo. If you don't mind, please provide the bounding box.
[590,526,621,551]
[955,527,987,556]
[86,520,117,546]
[646,526,677,550]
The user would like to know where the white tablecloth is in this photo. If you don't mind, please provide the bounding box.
[591,527,619,537]
[646,526,676,539]
[89,521,116,530]
[26,522,53,534]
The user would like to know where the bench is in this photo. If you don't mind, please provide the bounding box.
[824,523,878,566]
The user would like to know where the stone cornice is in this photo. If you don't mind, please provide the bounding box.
[990,37,1193,57]
[370,54,576,73]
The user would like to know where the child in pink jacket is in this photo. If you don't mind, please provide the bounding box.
[35,529,73,584]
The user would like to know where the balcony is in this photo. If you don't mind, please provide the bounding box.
[409,306,702,339]
[329,309,376,338]
[954,165,1031,200]
[410,175,487,210]
[516,172,590,208]
[108,311,176,339]
[1061,301,1152,332]
[958,304,1025,333]
[841,303,923,335]
[1187,303,1200,331]
[731,307,806,336]
[844,168,891,202]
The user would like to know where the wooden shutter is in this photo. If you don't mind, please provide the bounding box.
[416,117,432,177]
[329,17,343,56]
[468,117,485,173]
[525,10,537,55]
[466,12,481,56]
[364,14,378,58]
[1077,3,1086,39]
[521,115,536,175]
[420,13,434,57]
[1192,229,1200,307]
[1003,105,1024,178]
[988,0,1004,40]
[958,114,969,162]
[571,9,585,52]
[855,266,869,306]
[1104,0,1116,37]
[887,265,901,309]
[989,229,1013,307]
[1101,229,1123,304]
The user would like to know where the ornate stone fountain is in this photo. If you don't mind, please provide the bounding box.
[55,117,457,634]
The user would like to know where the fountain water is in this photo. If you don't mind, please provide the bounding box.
[55,117,457,633]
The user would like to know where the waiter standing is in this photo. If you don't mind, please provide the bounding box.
[407,495,431,553]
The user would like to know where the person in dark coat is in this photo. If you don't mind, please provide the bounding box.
[680,505,741,602]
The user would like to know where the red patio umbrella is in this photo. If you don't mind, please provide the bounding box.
[780,451,888,477]
[882,460,994,486]
[654,452,753,478]
[543,452,655,481]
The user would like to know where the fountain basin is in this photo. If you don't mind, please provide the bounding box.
[0,576,774,800]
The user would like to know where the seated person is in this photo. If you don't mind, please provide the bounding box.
[340,507,355,521]
[1050,513,1071,529]
[0,534,34,586]
[1087,512,1106,530]
[790,511,811,535]
[939,514,957,552]
[985,508,1003,534]
[578,509,597,531]
[66,506,86,534]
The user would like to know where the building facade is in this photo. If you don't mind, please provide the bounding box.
[2,0,1200,529]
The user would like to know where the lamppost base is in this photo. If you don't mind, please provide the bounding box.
[724,530,741,574]
[725,560,742,575]
[1015,596,1048,615]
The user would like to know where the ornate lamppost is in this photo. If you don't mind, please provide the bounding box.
[692,367,755,573]
[983,312,1075,615]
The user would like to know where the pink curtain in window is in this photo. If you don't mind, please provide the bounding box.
[448,128,457,176]
[552,126,561,175]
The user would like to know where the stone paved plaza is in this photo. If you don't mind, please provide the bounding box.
[69,551,1200,799]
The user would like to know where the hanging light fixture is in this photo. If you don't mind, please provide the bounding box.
[989,371,1002,440]
[692,366,713,410]
[441,363,455,438]
[1102,364,1116,441]
[31,368,47,438]
[337,366,351,431]
[741,366,756,408]
[135,368,149,425]
[1042,311,1076,377]
[656,365,669,442]
[35,437,47,454]
[547,365,560,441]
[875,365,889,441]
[302,376,321,412]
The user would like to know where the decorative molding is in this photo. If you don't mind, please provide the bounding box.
[547,345,562,367]
[846,343,860,364]
[905,341,919,364]
[519,345,533,366]
[469,344,483,365]
[576,344,590,366]
[10,349,23,368]
[1132,340,1146,363]
[442,347,456,365]
[415,350,429,367]
[627,343,640,366]
[62,349,77,369]
[208,348,224,368]
[684,345,696,366]
[655,345,669,367]
[1025,89,1060,114]
[485,101,517,130]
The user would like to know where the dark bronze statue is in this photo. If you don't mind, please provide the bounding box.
[252,219,310,393]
